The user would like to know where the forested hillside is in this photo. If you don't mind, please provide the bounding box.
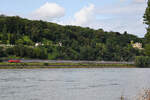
[0,15,144,61]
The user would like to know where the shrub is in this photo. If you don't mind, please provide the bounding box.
[21,63,27,66]
[135,56,150,68]
[0,59,2,62]
[0,58,4,62]
[44,63,49,66]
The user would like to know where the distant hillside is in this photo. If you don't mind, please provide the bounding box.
[0,15,144,61]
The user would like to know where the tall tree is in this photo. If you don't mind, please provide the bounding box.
[144,0,150,56]
[144,0,150,43]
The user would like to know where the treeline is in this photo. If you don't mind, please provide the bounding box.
[134,0,150,68]
[0,15,145,61]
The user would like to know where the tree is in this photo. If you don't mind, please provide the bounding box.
[22,36,33,45]
[33,47,48,59]
[1,25,8,44]
[0,47,6,57]
[15,39,24,45]
[144,0,150,57]
[145,44,150,56]
[144,0,150,43]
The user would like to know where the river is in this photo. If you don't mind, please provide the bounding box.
[0,68,150,100]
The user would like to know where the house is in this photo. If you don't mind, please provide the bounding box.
[35,42,44,47]
[58,42,62,47]
[132,42,143,50]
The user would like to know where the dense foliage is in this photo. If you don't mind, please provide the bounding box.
[135,56,150,67]
[0,15,144,60]
[144,0,150,56]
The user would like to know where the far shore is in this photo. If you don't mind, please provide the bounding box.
[0,62,136,69]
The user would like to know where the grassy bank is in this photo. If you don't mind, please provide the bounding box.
[0,62,135,69]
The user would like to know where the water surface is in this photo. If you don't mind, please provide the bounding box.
[0,68,150,100]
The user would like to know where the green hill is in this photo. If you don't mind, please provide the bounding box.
[0,15,144,61]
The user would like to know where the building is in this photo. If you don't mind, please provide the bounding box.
[132,42,143,50]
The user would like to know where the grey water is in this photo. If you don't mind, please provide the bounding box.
[0,68,150,100]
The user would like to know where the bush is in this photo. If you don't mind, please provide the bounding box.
[0,58,4,62]
[0,59,2,62]
[21,63,27,66]
[44,63,49,66]
[135,56,150,68]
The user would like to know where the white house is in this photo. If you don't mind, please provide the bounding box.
[58,42,62,47]
[132,42,143,50]
[35,42,44,47]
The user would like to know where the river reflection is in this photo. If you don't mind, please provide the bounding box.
[0,68,150,100]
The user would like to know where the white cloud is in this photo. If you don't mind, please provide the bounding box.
[85,1,147,37]
[133,0,146,3]
[90,17,146,37]
[69,4,95,26]
[51,1,147,37]
[31,2,65,21]
[96,2,146,16]
[120,0,146,3]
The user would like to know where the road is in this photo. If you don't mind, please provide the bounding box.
[21,60,134,64]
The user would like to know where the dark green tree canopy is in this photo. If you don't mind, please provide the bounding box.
[144,0,150,43]
[143,0,150,57]
[144,0,150,25]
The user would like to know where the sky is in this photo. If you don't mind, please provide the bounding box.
[0,0,148,37]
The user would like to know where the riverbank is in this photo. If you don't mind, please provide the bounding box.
[0,62,136,69]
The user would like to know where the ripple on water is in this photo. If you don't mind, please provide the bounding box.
[0,68,150,100]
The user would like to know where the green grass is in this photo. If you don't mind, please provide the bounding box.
[0,62,135,69]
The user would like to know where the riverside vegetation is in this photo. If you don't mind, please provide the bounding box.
[0,62,135,69]
[136,0,150,68]
[0,0,150,68]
